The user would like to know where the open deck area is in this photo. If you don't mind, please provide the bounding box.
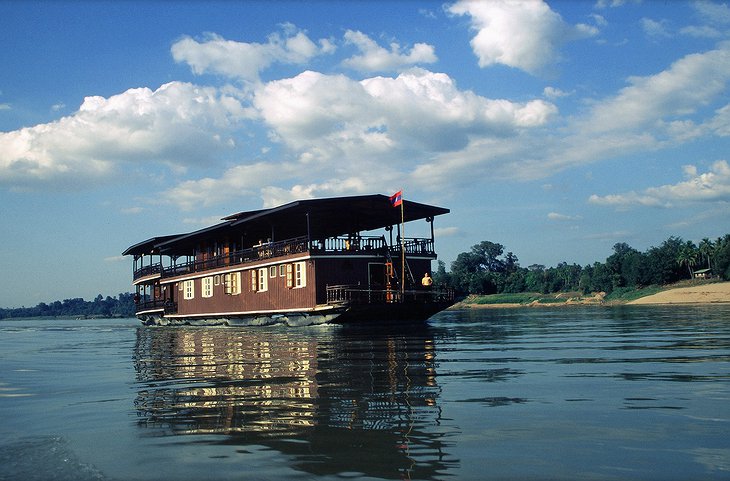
[132,234,436,282]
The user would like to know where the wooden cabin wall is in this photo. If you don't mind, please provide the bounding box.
[168,253,435,317]
[173,259,316,317]
[312,257,373,304]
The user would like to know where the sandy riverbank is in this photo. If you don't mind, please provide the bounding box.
[453,282,730,309]
[627,281,730,305]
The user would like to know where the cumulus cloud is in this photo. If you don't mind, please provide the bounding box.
[342,30,437,72]
[156,65,557,209]
[589,160,730,208]
[159,161,293,211]
[405,43,730,186]
[448,0,598,75]
[172,26,334,82]
[254,68,556,161]
[0,82,248,187]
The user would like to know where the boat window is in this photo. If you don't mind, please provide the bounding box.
[183,280,195,300]
[286,264,294,288]
[258,268,268,292]
[294,262,306,288]
[202,277,213,298]
[225,272,241,295]
[270,266,277,278]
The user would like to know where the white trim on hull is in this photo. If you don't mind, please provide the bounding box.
[139,308,345,327]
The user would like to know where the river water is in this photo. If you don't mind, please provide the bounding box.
[1,306,729,481]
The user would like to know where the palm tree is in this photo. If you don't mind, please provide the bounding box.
[677,242,699,279]
[698,238,714,271]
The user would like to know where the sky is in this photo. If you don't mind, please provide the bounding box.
[1,0,730,307]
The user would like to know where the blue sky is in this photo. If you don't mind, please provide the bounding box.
[2,0,730,307]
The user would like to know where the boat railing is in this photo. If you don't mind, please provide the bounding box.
[133,235,437,281]
[326,284,454,305]
[391,238,435,256]
[132,263,163,281]
[309,235,388,253]
[134,297,177,314]
[134,298,166,312]
[160,236,309,278]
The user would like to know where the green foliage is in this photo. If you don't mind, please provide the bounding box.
[604,285,665,302]
[443,233,730,297]
[0,293,136,319]
[469,293,543,305]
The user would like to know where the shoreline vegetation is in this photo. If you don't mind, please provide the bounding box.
[1,281,727,321]
[454,280,730,309]
[0,293,135,320]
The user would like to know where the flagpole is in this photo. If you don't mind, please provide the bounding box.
[400,190,405,297]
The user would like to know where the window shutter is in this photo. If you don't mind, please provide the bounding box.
[251,269,258,292]
[286,263,294,288]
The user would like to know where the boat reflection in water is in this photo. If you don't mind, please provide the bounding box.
[133,325,457,479]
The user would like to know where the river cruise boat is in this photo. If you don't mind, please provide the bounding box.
[122,194,454,326]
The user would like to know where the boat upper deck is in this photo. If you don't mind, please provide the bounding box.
[123,194,449,281]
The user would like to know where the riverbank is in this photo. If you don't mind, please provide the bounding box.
[627,281,730,305]
[454,281,730,308]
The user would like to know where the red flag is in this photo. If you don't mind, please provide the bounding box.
[390,190,403,207]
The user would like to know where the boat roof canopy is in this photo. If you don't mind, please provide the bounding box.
[123,194,449,256]
[121,235,185,256]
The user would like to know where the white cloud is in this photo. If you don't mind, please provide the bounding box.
[594,0,627,7]
[693,1,730,25]
[681,2,730,39]
[342,30,437,73]
[448,0,598,75]
[543,86,572,99]
[547,212,581,221]
[641,18,671,38]
[157,66,558,210]
[159,161,288,211]
[589,160,730,208]
[260,177,369,208]
[172,26,334,82]
[254,68,556,161]
[0,103,12,111]
[581,43,730,135]
[433,226,460,237]
[0,81,248,187]
[589,14,608,28]
[121,206,144,215]
[406,45,730,186]
[680,25,722,38]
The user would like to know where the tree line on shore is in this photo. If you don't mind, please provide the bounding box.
[433,234,730,297]
[0,293,136,319]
